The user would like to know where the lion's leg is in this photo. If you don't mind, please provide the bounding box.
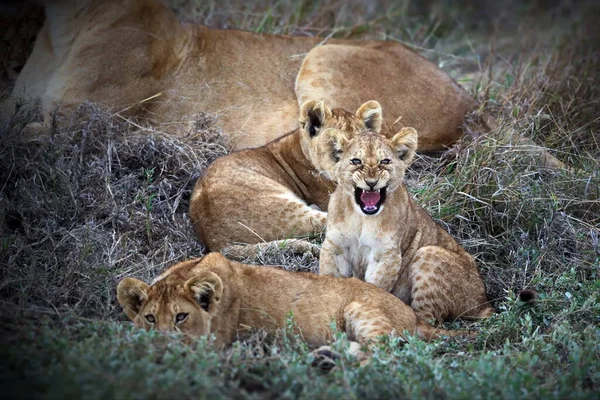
[225,198,326,249]
[311,301,399,370]
[343,301,399,348]
[194,183,327,251]
[394,246,493,323]
[286,202,328,237]
[319,237,352,277]
[215,193,327,259]
[364,247,402,292]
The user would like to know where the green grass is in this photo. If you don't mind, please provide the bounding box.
[2,278,598,399]
[1,0,599,398]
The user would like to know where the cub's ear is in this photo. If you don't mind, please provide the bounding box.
[299,99,332,137]
[390,127,418,165]
[185,271,224,313]
[117,278,149,321]
[323,129,349,162]
[356,100,382,133]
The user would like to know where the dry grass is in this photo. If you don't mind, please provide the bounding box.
[0,103,227,318]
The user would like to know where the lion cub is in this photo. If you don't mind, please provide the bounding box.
[117,253,467,364]
[319,129,493,323]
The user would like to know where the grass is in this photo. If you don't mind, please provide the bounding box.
[1,0,599,398]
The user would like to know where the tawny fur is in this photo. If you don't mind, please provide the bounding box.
[189,100,382,251]
[117,253,467,360]
[2,0,474,151]
[320,130,494,323]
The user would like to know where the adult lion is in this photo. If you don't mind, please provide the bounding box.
[2,0,474,151]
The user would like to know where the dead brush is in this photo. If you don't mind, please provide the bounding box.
[0,102,228,319]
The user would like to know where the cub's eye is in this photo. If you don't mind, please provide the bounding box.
[351,158,362,165]
[175,313,189,323]
[380,159,391,165]
[145,314,155,324]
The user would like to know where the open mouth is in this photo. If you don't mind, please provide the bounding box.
[354,186,387,215]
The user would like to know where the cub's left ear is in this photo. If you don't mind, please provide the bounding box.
[117,278,149,321]
[390,127,418,165]
[356,100,382,133]
[185,271,224,313]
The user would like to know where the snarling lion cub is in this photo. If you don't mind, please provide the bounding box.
[2,0,475,150]
[189,100,383,252]
[117,252,467,363]
[320,129,494,323]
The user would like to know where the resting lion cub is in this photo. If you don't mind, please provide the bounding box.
[117,253,466,363]
[190,100,383,252]
[320,130,493,323]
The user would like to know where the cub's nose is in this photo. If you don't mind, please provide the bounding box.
[365,179,378,190]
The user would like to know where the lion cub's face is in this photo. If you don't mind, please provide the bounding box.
[298,100,383,179]
[117,268,223,338]
[330,128,418,215]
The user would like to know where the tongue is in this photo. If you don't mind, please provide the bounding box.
[360,190,381,208]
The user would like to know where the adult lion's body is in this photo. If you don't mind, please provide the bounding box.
[117,252,465,361]
[3,0,475,150]
[320,130,493,322]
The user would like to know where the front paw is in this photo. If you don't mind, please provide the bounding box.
[310,346,339,372]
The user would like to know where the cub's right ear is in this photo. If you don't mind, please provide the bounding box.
[390,127,418,165]
[117,278,149,321]
[299,99,332,137]
[185,271,224,313]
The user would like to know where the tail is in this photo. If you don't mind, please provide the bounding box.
[415,320,475,341]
